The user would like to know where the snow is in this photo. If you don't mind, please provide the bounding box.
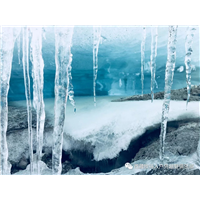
[8,96,200,175]
[42,97,200,161]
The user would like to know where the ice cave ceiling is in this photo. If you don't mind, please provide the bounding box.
[9,26,200,101]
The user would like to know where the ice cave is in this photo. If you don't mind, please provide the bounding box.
[0,26,200,175]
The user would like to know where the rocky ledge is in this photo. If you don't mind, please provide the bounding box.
[132,119,200,175]
[111,85,200,102]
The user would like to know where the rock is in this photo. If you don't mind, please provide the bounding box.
[7,106,53,133]
[17,157,29,170]
[61,161,73,174]
[132,122,200,163]
[112,85,200,102]
[145,168,200,175]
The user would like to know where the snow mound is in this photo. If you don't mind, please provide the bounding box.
[61,97,199,161]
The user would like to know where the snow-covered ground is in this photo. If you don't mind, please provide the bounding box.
[10,96,200,162]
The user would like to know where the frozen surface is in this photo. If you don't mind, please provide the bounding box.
[31,97,200,161]
[8,96,200,165]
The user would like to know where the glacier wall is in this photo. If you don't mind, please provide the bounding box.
[8,26,200,101]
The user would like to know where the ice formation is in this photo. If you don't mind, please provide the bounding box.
[53,27,74,175]
[0,26,199,175]
[22,27,34,174]
[93,27,101,106]
[141,27,146,96]
[185,27,196,106]
[0,27,20,175]
[68,58,76,112]
[150,27,158,102]
[30,27,45,174]
[160,26,178,161]
[17,32,21,65]
[119,78,122,88]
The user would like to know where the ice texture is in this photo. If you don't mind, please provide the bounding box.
[52,27,74,175]
[160,26,178,161]
[141,27,146,96]
[150,27,158,102]
[185,27,196,106]
[30,27,45,174]
[0,27,20,174]
[17,32,21,65]
[93,27,101,106]
[8,26,200,101]
[68,55,76,112]
[22,27,34,174]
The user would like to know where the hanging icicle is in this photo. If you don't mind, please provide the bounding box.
[93,27,101,106]
[68,60,76,112]
[52,27,74,175]
[0,27,20,175]
[185,27,196,107]
[17,32,21,65]
[141,27,146,96]
[150,26,158,102]
[159,26,178,161]
[22,27,34,174]
[119,78,122,88]
[30,27,45,175]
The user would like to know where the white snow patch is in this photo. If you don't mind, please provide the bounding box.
[10,97,200,162]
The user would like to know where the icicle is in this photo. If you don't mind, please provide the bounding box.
[0,27,20,175]
[155,79,158,89]
[141,27,146,96]
[22,27,33,174]
[159,26,178,161]
[119,78,122,88]
[150,27,158,102]
[53,27,74,175]
[42,27,46,40]
[93,27,101,106]
[185,27,196,107]
[30,27,45,175]
[68,60,76,112]
[17,32,21,65]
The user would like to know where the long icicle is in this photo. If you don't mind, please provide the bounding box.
[150,26,158,102]
[159,26,178,161]
[52,27,74,175]
[93,27,101,106]
[185,27,196,107]
[68,61,76,112]
[22,27,33,174]
[30,27,45,174]
[17,32,21,65]
[141,27,146,96]
[0,27,20,175]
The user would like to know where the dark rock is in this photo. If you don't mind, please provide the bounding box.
[7,106,53,133]
[145,167,200,175]
[17,157,29,170]
[112,85,200,102]
[132,121,200,162]
[61,161,73,174]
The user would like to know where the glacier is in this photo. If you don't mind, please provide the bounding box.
[0,25,200,175]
